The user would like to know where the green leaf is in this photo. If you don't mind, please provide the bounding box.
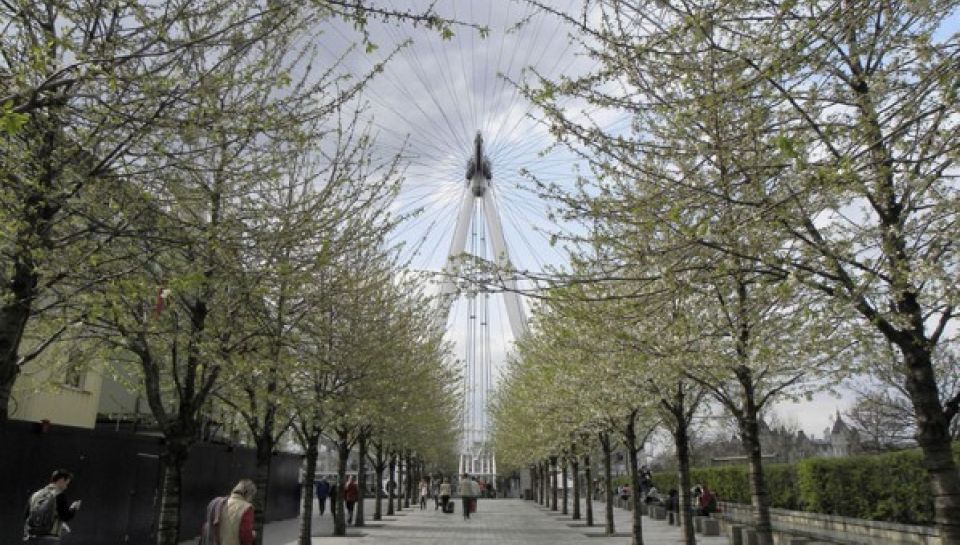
[1,101,29,136]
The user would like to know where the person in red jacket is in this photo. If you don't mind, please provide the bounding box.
[344,475,360,525]
[697,484,718,516]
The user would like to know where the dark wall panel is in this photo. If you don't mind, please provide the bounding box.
[0,422,301,545]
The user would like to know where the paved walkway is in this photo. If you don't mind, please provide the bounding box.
[246,498,730,544]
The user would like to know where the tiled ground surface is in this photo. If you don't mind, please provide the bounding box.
[224,498,731,545]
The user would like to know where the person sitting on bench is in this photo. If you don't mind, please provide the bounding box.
[697,485,717,516]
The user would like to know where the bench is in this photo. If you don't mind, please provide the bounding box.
[650,505,667,520]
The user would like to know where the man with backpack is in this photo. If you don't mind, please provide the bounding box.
[23,469,82,543]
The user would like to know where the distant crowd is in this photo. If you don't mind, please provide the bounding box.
[314,472,497,522]
[602,466,718,517]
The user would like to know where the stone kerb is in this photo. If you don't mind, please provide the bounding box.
[718,502,941,545]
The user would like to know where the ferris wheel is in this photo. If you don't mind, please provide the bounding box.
[319,0,601,477]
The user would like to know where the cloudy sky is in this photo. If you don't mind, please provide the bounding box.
[314,0,857,440]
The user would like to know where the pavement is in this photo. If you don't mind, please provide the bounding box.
[230,497,731,545]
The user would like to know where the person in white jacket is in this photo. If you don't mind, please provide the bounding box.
[439,479,452,511]
[458,474,474,520]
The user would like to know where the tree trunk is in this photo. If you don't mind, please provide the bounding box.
[600,432,615,536]
[0,198,45,424]
[525,466,531,500]
[539,461,546,505]
[396,452,403,512]
[571,456,581,520]
[562,457,569,515]
[387,455,396,516]
[355,434,368,527]
[373,450,385,521]
[0,292,30,423]
[298,435,319,545]
[738,376,773,545]
[624,412,645,545]
[530,465,535,502]
[156,443,189,545]
[584,453,594,527]
[543,461,549,507]
[253,435,274,545]
[675,415,696,545]
[404,453,413,508]
[334,438,350,536]
[901,345,960,543]
[550,456,558,511]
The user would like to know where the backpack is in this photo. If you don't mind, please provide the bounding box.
[26,486,58,536]
[198,496,227,545]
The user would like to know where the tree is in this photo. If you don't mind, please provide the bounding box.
[0,0,286,423]
[0,0,472,423]
[846,390,916,449]
[491,288,661,544]
[230,111,405,542]
[848,345,960,448]
[78,8,339,543]
[521,0,960,540]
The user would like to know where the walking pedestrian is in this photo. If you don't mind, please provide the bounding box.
[23,469,81,544]
[344,475,360,525]
[419,478,430,509]
[315,477,331,516]
[459,474,474,520]
[439,478,452,511]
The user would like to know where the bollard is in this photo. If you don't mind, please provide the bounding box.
[727,524,745,545]
[701,518,721,536]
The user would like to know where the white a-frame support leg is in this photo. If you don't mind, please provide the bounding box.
[437,186,527,339]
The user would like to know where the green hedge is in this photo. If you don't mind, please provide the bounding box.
[639,444,960,525]
[795,449,933,523]
[640,464,798,508]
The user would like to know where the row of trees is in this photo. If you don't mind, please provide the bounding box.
[2,2,465,545]
[492,1,959,545]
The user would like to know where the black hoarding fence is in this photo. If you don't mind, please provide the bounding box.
[0,421,301,545]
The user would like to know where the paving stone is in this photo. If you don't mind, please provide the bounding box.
[223,498,732,545]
